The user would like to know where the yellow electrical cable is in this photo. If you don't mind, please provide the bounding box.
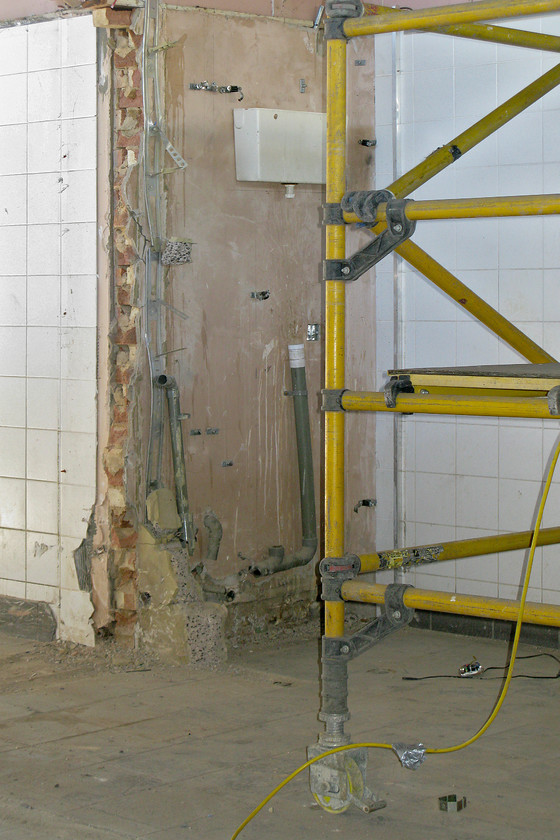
[231,437,560,840]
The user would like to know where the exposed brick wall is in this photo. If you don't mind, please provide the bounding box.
[104,23,143,647]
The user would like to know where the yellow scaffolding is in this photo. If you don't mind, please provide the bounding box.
[316,0,560,794]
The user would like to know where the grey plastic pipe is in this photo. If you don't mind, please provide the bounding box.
[154,374,195,553]
[252,344,318,575]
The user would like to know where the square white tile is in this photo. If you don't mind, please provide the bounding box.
[61,65,97,121]
[0,226,27,275]
[0,326,26,376]
[62,16,97,69]
[60,275,97,328]
[59,588,94,646]
[415,420,455,475]
[0,376,25,427]
[27,327,60,378]
[28,173,62,225]
[28,19,61,72]
[60,483,95,540]
[0,174,27,227]
[0,579,26,598]
[0,427,25,479]
[415,471,456,527]
[61,222,97,275]
[61,117,96,172]
[0,125,27,176]
[59,431,96,487]
[26,480,58,534]
[0,277,26,326]
[60,379,96,433]
[0,527,26,581]
[26,582,59,605]
[0,27,27,77]
[60,170,96,224]
[60,327,97,381]
[26,429,59,482]
[27,224,61,276]
[0,477,26,530]
[28,121,61,173]
[28,69,62,123]
[27,276,60,327]
[26,531,59,586]
[27,377,59,431]
[0,74,27,126]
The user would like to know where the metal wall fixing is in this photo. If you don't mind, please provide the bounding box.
[189,81,244,101]
[307,323,320,340]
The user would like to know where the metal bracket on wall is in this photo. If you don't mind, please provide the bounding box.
[189,81,244,101]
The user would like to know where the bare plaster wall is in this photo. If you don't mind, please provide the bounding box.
[157,9,379,588]
[162,10,325,581]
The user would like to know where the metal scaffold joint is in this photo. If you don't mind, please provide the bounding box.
[324,0,364,39]
[324,199,416,281]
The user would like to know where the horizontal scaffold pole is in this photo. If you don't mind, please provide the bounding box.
[341,391,557,418]
[341,580,560,628]
[395,239,557,364]
[359,526,560,574]
[430,22,560,52]
[345,0,560,39]
[386,62,560,200]
[365,4,560,53]
[343,194,560,224]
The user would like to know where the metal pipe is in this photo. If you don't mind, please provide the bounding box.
[324,36,348,641]
[344,194,560,224]
[386,62,560,201]
[359,526,560,574]
[365,4,560,53]
[396,240,556,364]
[251,344,317,575]
[341,580,560,628]
[154,374,195,552]
[429,21,560,52]
[340,390,557,418]
[344,0,560,39]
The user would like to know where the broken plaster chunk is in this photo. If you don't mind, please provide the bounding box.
[137,526,179,607]
[146,488,181,532]
[184,602,228,665]
[137,603,189,665]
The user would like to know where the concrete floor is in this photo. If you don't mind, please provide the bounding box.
[0,625,558,839]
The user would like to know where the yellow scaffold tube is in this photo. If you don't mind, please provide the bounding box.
[344,194,560,224]
[386,62,560,200]
[365,4,560,53]
[344,0,560,38]
[324,37,347,639]
[341,580,560,628]
[359,526,560,573]
[431,21,560,52]
[395,239,557,364]
[341,390,557,418]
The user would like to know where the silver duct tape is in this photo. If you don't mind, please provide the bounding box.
[392,742,426,770]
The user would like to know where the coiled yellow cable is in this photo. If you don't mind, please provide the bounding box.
[231,437,560,840]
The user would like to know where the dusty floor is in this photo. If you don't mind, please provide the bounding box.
[0,624,558,839]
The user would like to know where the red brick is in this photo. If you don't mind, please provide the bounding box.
[118,88,143,109]
[114,49,138,69]
[108,423,128,444]
[113,326,137,345]
[111,526,137,549]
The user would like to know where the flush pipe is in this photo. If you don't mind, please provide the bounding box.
[153,374,195,553]
[251,344,318,576]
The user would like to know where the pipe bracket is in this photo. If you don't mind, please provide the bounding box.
[324,199,416,281]
[324,0,363,39]
[341,189,394,225]
[322,388,347,411]
[547,385,560,415]
[320,554,361,601]
[384,375,414,408]
[323,203,345,225]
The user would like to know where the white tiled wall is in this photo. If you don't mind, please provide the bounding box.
[0,17,97,644]
[374,13,560,605]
